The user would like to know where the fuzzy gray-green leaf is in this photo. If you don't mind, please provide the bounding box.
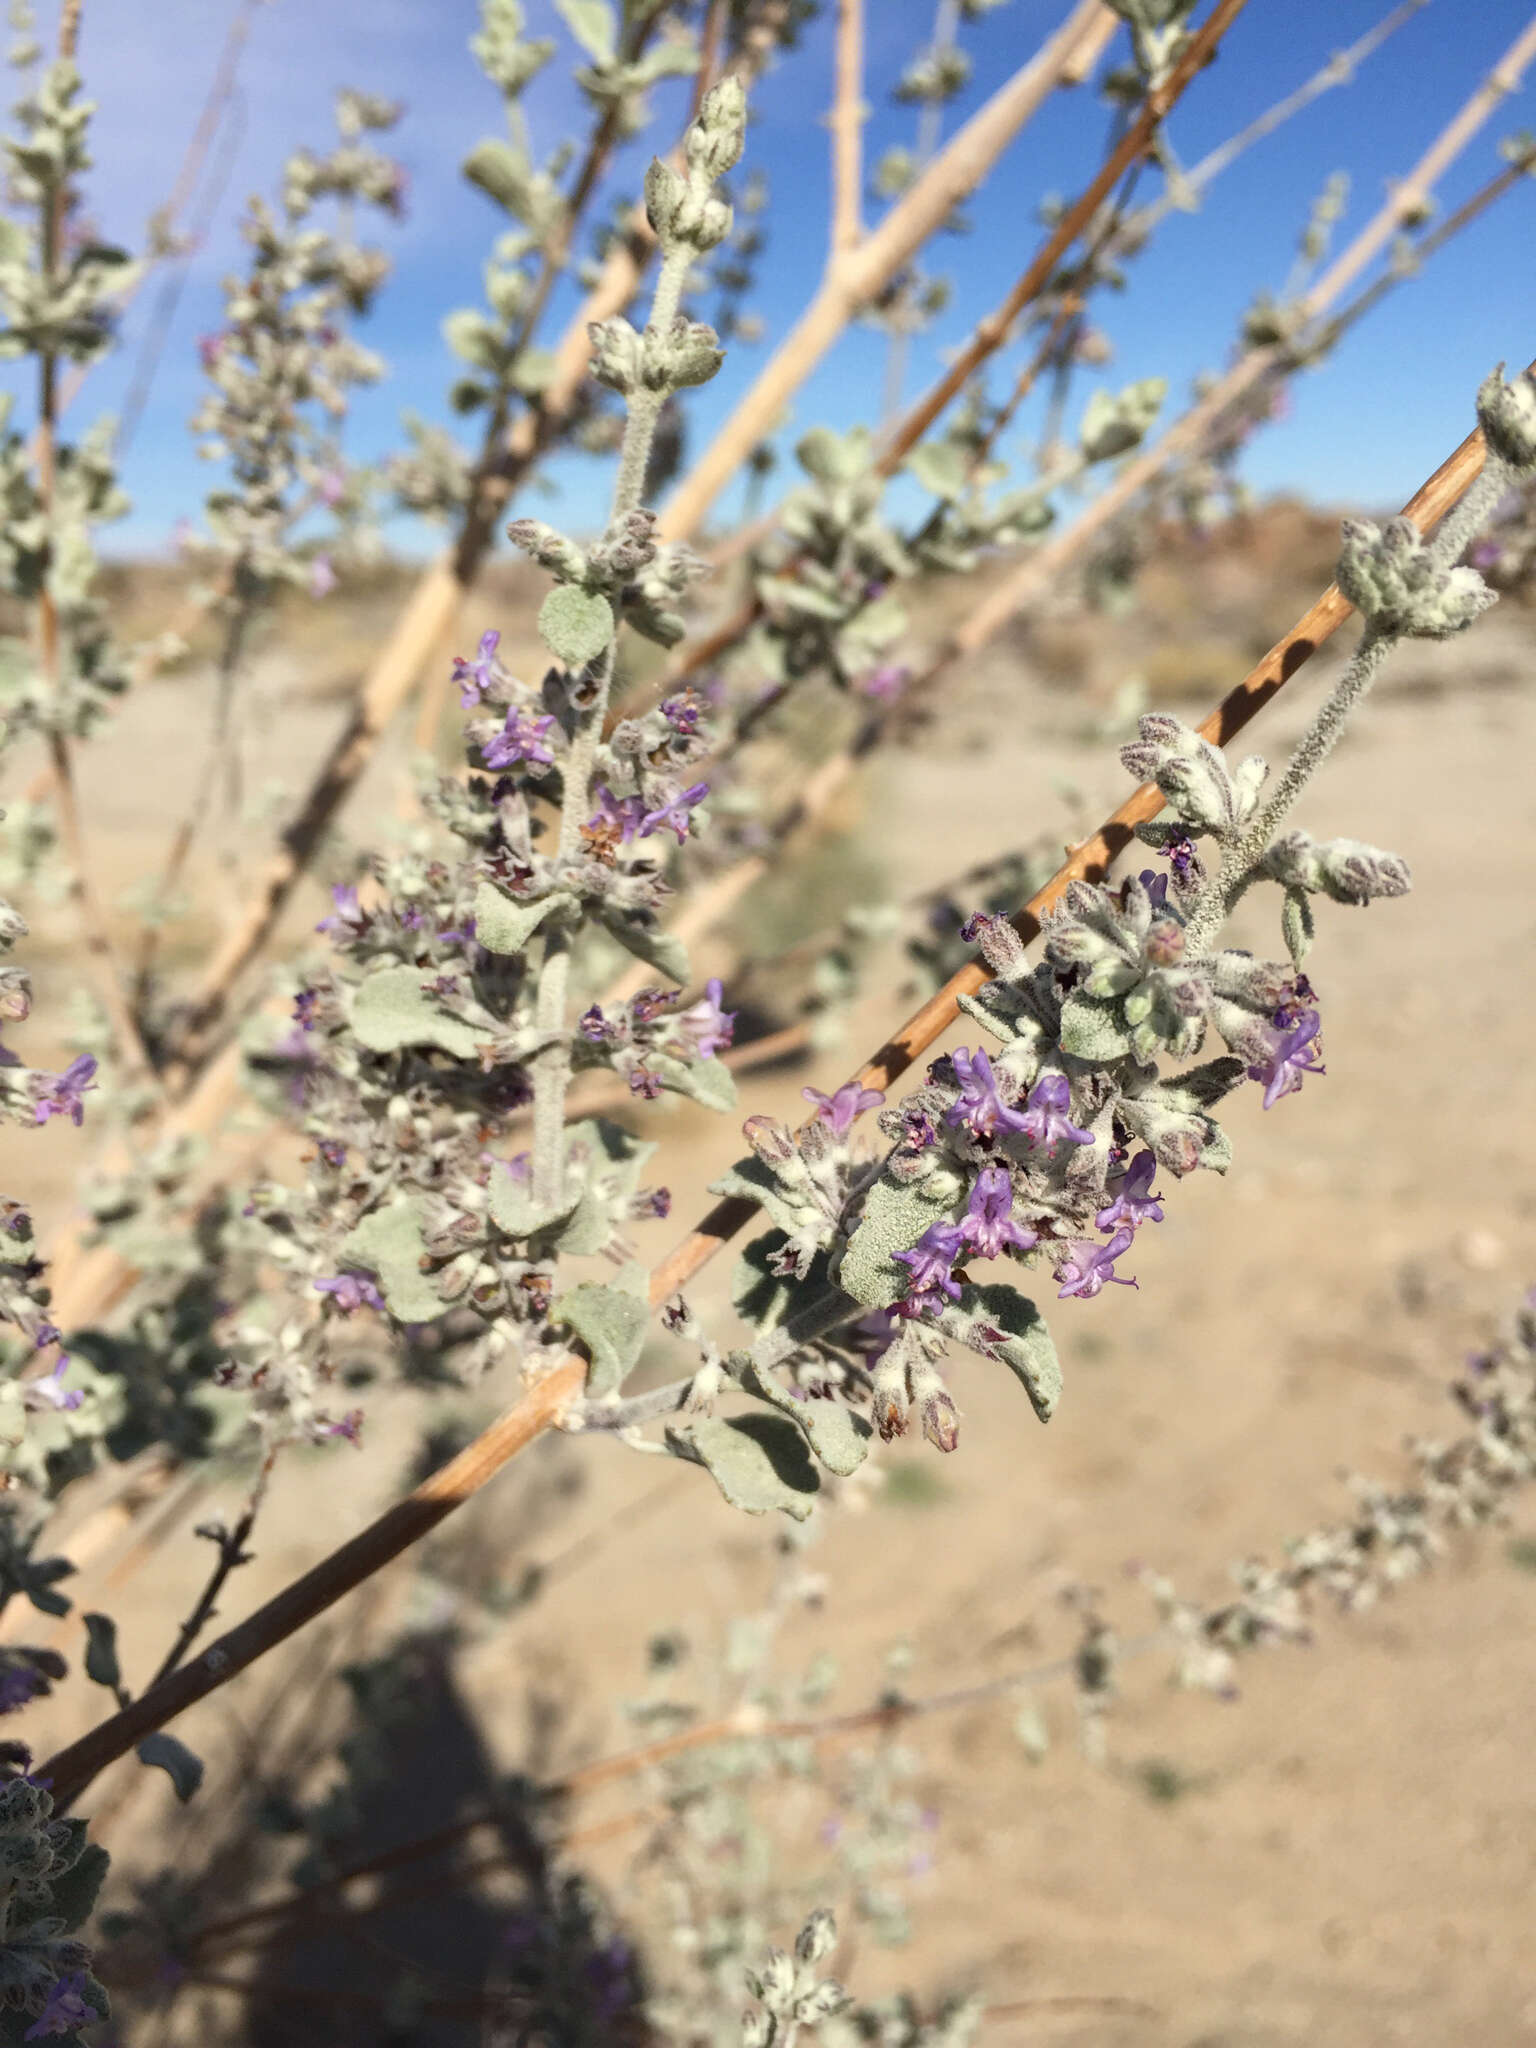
[137,1731,205,1803]
[1058,988,1132,1062]
[539,584,613,668]
[671,1412,821,1518]
[339,1197,447,1324]
[838,1175,957,1309]
[555,1266,649,1398]
[735,1355,872,1476]
[351,966,492,1058]
[943,1281,1061,1422]
[596,908,689,986]
[474,879,572,956]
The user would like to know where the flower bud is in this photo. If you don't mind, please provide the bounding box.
[1336,515,1495,640]
[755,1948,796,2009]
[795,1981,852,2023]
[743,1115,794,1166]
[795,1908,837,1966]
[1476,361,1536,472]
[686,75,748,181]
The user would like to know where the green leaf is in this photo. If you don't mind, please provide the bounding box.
[1282,884,1314,968]
[838,1175,958,1309]
[538,585,613,668]
[670,1412,821,1518]
[566,1117,657,1202]
[462,137,536,217]
[442,307,506,373]
[734,1355,872,1476]
[905,439,969,500]
[473,879,570,956]
[339,1198,447,1324]
[49,1834,110,1932]
[595,908,689,986]
[137,1731,204,1802]
[651,1050,737,1111]
[81,1611,120,1694]
[712,1157,812,1241]
[488,1169,580,1243]
[351,966,492,1058]
[1058,988,1132,1062]
[554,0,618,63]
[554,1266,649,1399]
[942,1280,1061,1422]
[732,1231,830,1331]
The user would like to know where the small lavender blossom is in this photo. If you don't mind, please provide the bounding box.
[318,467,346,508]
[629,1066,663,1100]
[21,1357,82,1413]
[1017,1072,1094,1155]
[945,1046,1032,1140]
[293,987,319,1031]
[803,1081,885,1135]
[678,978,735,1059]
[893,1220,967,1315]
[1247,1007,1325,1110]
[961,1165,1037,1258]
[453,629,501,707]
[33,1055,97,1128]
[316,883,366,938]
[197,332,224,370]
[482,707,556,772]
[587,785,647,845]
[1055,1228,1138,1300]
[314,1271,385,1314]
[640,781,709,845]
[860,663,908,701]
[0,1663,45,1714]
[309,554,336,598]
[580,1004,617,1043]
[660,691,703,733]
[323,1409,364,1444]
[1095,1152,1164,1231]
[1139,867,1170,911]
[24,1973,94,2040]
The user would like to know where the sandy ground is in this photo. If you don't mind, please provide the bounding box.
[9,533,1536,2046]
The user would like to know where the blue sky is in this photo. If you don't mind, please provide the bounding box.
[24,0,1536,553]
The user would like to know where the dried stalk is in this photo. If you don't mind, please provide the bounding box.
[829,0,866,258]
[38,402,1493,1814]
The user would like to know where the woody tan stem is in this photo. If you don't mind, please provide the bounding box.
[829,0,865,257]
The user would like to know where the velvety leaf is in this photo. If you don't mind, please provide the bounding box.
[712,1157,812,1241]
[339,1198,446,1324]
[81,1611,120,1694]
[136,1731,204,1802]
[838,1175,957,1309]
[49,1837,110,1933]
[351,966,491,1058]
[735,1355,872,1476]
[473,879,570,956]
[942,1280,1061,1422]
[651,1050,737,1111]
[670,1412,821,1519]
[1058,988,1132,1062]
[554,0,617,62]
[595,907,689,986]
[555,1266,649,1398]
[538,584,613,668]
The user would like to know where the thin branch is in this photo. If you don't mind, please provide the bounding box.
[656,0,1124,543]
[829,0,865,258]
[145,1451,275,1689]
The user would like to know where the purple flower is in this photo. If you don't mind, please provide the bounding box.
[482,707,556,772]
[945,1046,1033,1141]
[1138,868,1169,912]
[452,629,501,708]
[860,663,909,702]
[309,554,336,599]
[323,1408,365,1445]
[1054,1227,1138,1300]
[678,978,735,1060]
[660,691,703,734]
[1469,539,1503,571]
[1095,1151,1164,1231]
[318,467,346,508]
[640,781,709,845]
[960,1165,1037,1258]
[0,1662,46,1715]
[314,1271,385,1315]
[316,883,366,939]
[318,1139,347,1168]
[1017,1072,1094,1155]
[22,1358,82,1413]
[1247,1007,1325,1110]
[802,1081,886,1135]
[629,1066,663,1100]
[588,785,646,844]
[893,1220,967,1315]
[33,1055,97,1128]
[1166,832,1198,883]
[293,988,319,1031]
[197,332,225,371]
[629,988,676,1025]
[580,1004,617,1043]
[25,1973,95,2039]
